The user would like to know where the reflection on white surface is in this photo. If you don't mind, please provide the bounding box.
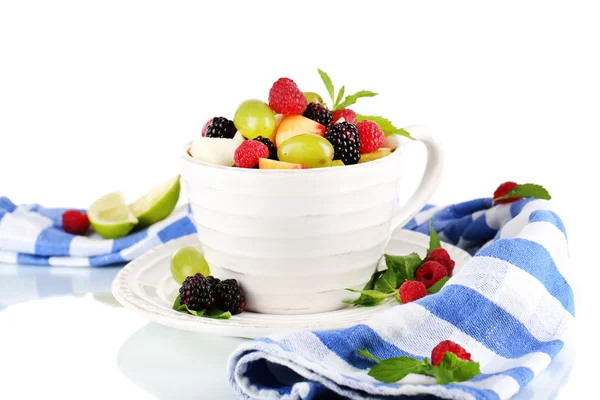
[118,323,245,400]
[0,263,576,399]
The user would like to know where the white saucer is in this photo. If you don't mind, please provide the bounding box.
[112,230,471,339]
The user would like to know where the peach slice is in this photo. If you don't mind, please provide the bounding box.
[275,115,326,148]
[258,158,308,169]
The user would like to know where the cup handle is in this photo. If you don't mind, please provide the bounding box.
[389,125,444,234]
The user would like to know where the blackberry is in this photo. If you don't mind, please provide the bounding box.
[206,117,237,139]
[179,273,214,311]
[303,103,332,126]
[324,122,361,165]
[254,136,278,160]
[205,275,221,288]
[214,279,246,315]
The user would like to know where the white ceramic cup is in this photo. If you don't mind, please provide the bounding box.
[181,125,443,315]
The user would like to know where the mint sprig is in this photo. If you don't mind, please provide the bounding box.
[427,276,449,294]
[172,295,232,319]
[385,252,422,282]
[358,350,480,384]
[317,68,378,111]
[493,183,551,202]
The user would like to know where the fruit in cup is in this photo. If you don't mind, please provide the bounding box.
[170,246,210,284]
[233,100,277,140]
[190,132,244,166]
[259,158,308,169]
[359,148,392,163]
[304,92,325,106]
[188,70,409,169]
[278,134,334,168]
[275,115,326,148]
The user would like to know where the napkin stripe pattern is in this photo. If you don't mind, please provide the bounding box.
[0,197,196,267]
[227,198,573,400]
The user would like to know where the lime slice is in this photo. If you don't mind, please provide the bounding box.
[88,192,138,239]
[129,176,181,228]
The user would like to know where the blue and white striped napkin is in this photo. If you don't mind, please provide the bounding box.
[0,197,196,267]
[227,198,573,400]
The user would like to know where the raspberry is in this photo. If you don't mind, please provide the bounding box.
[214,279,246,314]
[415,261,448,288]
[234,140,270,168]
[332,109,357,124]
[179,273,214,311]
[254,136,278,160]
[269,78,307,115]
[325,122,361,165]
[431,340,472,366]
[62,210,90,235]
[399,280,428,303]
[206,117,237,139]
[356,120,385,153]
[426,248,455,276]
[303,103,333,126]
[201,118,213,137]
[493,181,521,204]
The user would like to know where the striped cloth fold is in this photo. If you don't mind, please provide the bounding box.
[0,197,196,267]
[227,198,573,400]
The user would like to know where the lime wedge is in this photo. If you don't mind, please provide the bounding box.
[129,176,181,228]
[88,192,138,239]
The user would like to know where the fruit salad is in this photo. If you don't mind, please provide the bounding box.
[188,69,413,169]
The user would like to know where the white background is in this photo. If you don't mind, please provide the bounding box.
[0,1,597,399]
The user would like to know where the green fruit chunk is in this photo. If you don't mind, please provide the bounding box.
[170,246,210,284]
[359,148,392,163]
[278,134,334,168]
[304,92,325,106]
[88,192,138,239]
[234,99,276,140]
[129,176,180,228]
[330,160,345,167]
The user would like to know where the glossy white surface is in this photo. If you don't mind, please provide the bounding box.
[0,263,575,400]
[112,230,470,338]
[181,125,443,314]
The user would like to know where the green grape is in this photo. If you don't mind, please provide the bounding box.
[170,246,210,284]
[304,92,325,106]
[234,99,276,140]
[278,134,334,168]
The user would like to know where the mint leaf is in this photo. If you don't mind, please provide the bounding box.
[431,352,481,384]
[172,294,182,309]
[317,69,335,105]
[357,349,382,363]
[334,85,345,109]
[355,114,414,139]
[494,183,551,202]
[427,277,449,294]
[345,289,395,299]
[385,253,422,281]
[345,269,384,306]
[204,308,232,319]
[367,356,428,383]
[344,288,394,307]
[427,223,442,256]
[334,90,378,111]
[375,268,397,292]
[184,306,207,317]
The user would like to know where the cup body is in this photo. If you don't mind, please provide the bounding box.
[181,146,407,314]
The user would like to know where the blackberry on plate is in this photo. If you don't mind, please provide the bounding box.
[205,275,221,288]
[214,279,246,315]
[205,117,237,139]
[179,273,214,311]
[303,102,333,126]
[324,122,361,165]
[254,136,278,160]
